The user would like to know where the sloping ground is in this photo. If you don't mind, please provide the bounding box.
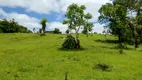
[0,33,142,80]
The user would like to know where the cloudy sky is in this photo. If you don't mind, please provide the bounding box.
[0,0,111,33]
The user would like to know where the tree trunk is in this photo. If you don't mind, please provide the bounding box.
[140,28,142,43]
[119,43,123,54]
[86,31,88,37]
[76,26,81,48]
[134,27,139,49]
[134,9,141,48]
[135,36,139,48]
[105,34,107,40]
[118,34,121,43]
[91,32,93,36]
[132,27,135,45]
[76,26,81,39]
[118,28,122,43]
[42,24,46,35]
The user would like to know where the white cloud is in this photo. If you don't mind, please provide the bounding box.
[0,0,111,33]
[60,0,111,22]
[0,0,61,14]
[0,7,105,33]
[0,8,41,30]
[0,8,7,16]
[47,22,68,33]
[93,23,105,33]
[0,0,111,21]
[0,8,68,32]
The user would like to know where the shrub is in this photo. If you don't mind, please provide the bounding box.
[62,35,77,49]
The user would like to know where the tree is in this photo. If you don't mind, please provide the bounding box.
[84,22,94,37]
[40,18,47,35]
[66,29,69,34]
[99,0,142,49]
[99,3,128,43]
[0,19,32,33]
[98,2,130,53]
[112,0,142,48]
[62,3,93,48]
[133,0,142,47]
[54,28,61,34]
[84,13,93,36]
[39,28,42,33]
[102,27,107,40]
[33,28,36,33]
[63,3,86,39]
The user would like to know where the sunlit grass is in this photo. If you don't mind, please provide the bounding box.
[0,33,142,80]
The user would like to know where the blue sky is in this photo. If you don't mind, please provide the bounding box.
[1,7,64,22]
[0,0,111,33]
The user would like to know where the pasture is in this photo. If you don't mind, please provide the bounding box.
[0,33,142,80]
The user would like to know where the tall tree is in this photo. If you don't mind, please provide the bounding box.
[63,3,93,39]
[54,28,61,34]
[63,3,85,39]
[83,22,94,37]
[113,0,142,48]
[40,18,47,35]
[98,2,132,53]
[99,3,128,43]
[134,0,142,44]
[62,3,93,49]
[84,13,94,37]
[33,28,36,33]
[99,0,142,49]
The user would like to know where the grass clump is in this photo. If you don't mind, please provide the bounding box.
[93,63,112,72]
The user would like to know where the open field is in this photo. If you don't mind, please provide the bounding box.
[0,33,142,80]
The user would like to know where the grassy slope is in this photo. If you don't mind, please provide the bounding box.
[0,33,142,80]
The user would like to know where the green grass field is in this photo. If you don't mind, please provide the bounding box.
[0,33,142,80]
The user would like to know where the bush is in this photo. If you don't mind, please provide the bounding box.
[54,28,61,34]
[62,35,77,49]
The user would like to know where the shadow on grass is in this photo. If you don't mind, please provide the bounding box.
[111,46,134,50]
[94,39,119,44]
[58,47,86,51]
[94,39,134,50]
[40,33,46,36]
[93,63,113,72]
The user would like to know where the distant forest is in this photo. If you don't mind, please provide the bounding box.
[0,19,32,33]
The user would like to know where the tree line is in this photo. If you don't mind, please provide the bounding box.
[0,19,32,33]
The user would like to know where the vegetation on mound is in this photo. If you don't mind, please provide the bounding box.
[62,35,78,49]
